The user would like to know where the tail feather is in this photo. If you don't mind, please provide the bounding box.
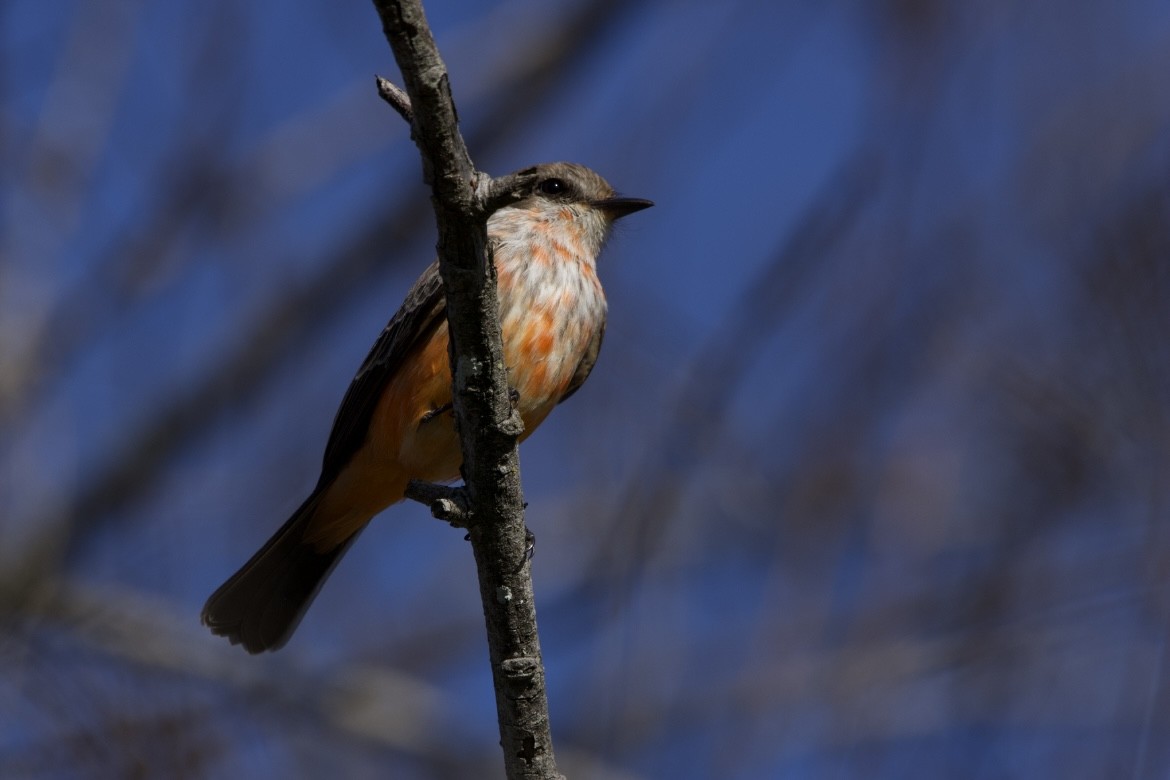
[202,491,359,653]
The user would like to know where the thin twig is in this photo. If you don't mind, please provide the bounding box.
[370,1,562,777]
[375,75,413,123]
[404,480,471,527]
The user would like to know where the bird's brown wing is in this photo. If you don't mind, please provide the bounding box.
[558,319,605,405]
[317,260,447,487]
[204,261,447,653]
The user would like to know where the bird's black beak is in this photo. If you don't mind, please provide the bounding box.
[592,197,654,220]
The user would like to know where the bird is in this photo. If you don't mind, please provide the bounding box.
[201,162,652,653]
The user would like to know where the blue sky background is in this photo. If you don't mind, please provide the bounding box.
[3,0,1170,777]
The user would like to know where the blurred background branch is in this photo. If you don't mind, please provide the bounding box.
[3,0,1170,777]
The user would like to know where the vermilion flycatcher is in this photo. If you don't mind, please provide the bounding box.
[202,162,652,653]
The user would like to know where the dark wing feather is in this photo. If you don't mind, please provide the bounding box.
[317,261,447,486]
[558,319,605,405]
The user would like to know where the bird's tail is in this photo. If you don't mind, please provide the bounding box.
[202,490,358,653]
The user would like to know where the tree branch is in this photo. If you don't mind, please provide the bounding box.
[370,1,561,777]
[375,75,413,124]
[404,479,470,527]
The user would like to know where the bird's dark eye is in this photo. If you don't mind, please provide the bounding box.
[539,178,567,195]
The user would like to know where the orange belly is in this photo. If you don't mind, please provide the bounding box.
[302,310,577,551]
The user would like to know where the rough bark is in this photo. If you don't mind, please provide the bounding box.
[370,2,562,777]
